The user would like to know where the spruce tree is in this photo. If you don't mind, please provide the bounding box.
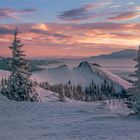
[131,46,140,110]
[58,84,65,102]
[134,46,140,88]
[67,81,73,99]
[5,28,39,101]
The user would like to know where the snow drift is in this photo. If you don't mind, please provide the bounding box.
[105,99,135,116]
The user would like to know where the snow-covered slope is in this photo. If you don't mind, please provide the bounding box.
[37,87,59,102]
[32,62,131,92]
[92,65,131,89]
[0,99,139,140]
[37,86,72,102]
[0,61,131,93]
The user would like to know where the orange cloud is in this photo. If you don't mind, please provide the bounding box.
[31,24,49,31]
[0,22,140,57]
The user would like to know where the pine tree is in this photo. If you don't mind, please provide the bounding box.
[1,78,4,87]
[58,84,65,102]
[134,46,140,88]
[4,28,39,101]
[130,46,140,110]
[67,81,73,99]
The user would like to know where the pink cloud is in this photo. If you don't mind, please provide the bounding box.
[0,8,36,20]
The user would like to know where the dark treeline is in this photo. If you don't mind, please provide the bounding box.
[0,78,127,102]
[39,80,127,102]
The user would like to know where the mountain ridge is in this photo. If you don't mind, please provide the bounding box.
[86,49,137,59]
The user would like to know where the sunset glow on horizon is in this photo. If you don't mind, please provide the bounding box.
[0,0,140,58]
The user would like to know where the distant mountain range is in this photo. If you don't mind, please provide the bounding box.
[0,49,137,71]
[87,49,137,59]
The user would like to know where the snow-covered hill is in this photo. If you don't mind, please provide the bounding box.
[32,62,131,93]
[0,63,138,140]
[0,61,132,94]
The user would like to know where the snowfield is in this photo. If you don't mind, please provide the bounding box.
[0,61,139,140]
[0,95,139,140]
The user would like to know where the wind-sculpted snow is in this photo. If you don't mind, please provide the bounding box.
[0,99,139,140]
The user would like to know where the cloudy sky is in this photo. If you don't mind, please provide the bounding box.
[0,0,140,58]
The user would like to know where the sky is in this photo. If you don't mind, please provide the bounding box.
[0,0,140,58]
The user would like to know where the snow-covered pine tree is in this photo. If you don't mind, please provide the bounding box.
[131,46,140,111]
[67,81,73,99]
[58,84,66,102]
[4,28,39,101]
[1,78,4,87]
